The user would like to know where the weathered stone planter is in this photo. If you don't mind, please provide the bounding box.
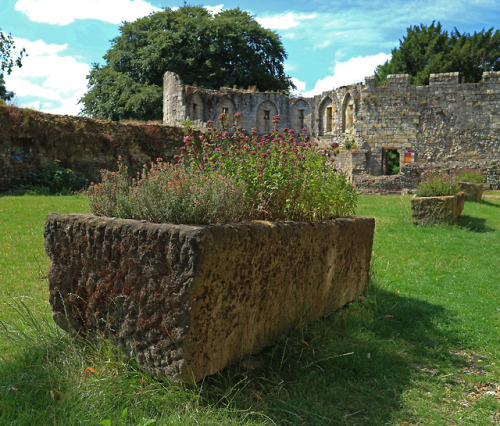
[44,213,375,382]
[458,181,484,202]
[411,192,465,225]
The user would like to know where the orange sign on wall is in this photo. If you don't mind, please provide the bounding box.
[404,150,415,164]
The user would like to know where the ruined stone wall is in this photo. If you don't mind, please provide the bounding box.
[163,71,500,188]
[356,72,499,179]
[164,72,295,132]
[0,106,185,192]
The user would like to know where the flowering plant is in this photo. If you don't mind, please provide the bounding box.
[453,168,485,183]
[177,113,357,221]
[87,158,247,224]
[415,166,460,197]
[88,113,357,223]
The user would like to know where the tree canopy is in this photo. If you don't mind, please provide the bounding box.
[80,6,294,121]
[0,28,26,101]
[375,22,500,86]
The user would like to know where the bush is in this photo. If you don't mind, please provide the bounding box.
[178,113,357,221]
[343,136,356,150]
[87,159,248,224]
[416,166,460,197]
[453,168,485,183]
[13,161,88,195]
[88,113,357,224]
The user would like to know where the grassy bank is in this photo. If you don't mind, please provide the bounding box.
[0,194,498,424]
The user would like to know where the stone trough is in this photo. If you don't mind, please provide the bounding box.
[458,182,484,202]
[44,213,375,382]
[411,192,465,225]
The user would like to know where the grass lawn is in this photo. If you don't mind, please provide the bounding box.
[0,193,498,424]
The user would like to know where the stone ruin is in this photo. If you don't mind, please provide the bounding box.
[163,71,500,192]
[1,70,498,194]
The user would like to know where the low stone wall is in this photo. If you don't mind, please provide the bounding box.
[44,213,375,382]
[352,174,403,195]
[0,105,185,191]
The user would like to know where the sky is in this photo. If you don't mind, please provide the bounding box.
[1,0,499,116]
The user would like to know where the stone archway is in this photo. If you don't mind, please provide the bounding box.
[319,97,334,136]
[218,97,236,125]
[256,100,278,133]
[342,93,355,134]
[291,99,310,131]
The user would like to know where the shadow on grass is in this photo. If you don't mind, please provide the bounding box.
[456,215,495,233]
[0,284,474,425]
[480,199,500,208]
[201,283,469,425]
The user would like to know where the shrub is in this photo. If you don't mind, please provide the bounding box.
[343,136,356,150]
[12,161,88,195]
[177,113,357,221]
[87,159,248,224]
[415,166,460,197]
[453,168,485,183]
[88,113,357,223]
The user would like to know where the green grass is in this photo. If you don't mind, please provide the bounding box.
[0,193,499,424]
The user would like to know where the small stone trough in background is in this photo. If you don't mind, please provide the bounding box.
[411,192,465,225]
[44,213,375,382]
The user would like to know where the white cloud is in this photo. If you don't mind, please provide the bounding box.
[4,38,90,115]
[290,77,306,95]
[314,40,332,50]
[15,0,161,25]
[256,12,317,30]
[205,4,224,15]
[301,53,391,97]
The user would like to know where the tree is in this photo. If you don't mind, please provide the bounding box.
[375,22,499,86]
[80,6,294,121]
[0,28,26,101]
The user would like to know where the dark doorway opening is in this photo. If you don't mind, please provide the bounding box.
[382,149,400,175]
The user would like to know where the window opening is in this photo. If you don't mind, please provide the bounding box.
[299,109,304,129]
[382,149,400,175]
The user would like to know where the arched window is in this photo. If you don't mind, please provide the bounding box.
[292,99,310,131]
[257,100,278,133]
[319,97,334,136]
[342,93,355,134]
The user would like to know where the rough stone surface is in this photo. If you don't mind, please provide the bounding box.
[0,105,185,192]
[44,213,375,382]
[411,192,465,225]
[458,182,484,202]
[164,71,500,188]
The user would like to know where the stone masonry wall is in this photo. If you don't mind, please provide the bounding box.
[0,105,185,192]
[164,71,500,188]
[356,72,499,179]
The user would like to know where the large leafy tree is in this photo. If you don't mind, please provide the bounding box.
[375,22,499,86]
[0,28,26,101]
[80,6,294,121]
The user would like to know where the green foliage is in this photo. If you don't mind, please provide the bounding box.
[80,67,163,122]
[80,6,293,121]
[87,159,248,224]
[375,22,500,85]
[387,150,400,175]
[88,113,357,223]
[13,161,88,195]
[1,194,500,423]
[179,113,357,221]
[343,136,356,150]
[416,166,460,197]
[0,28,26,101]
[454,168,485,183]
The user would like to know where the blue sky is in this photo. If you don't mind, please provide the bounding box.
[2,0,499,116]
